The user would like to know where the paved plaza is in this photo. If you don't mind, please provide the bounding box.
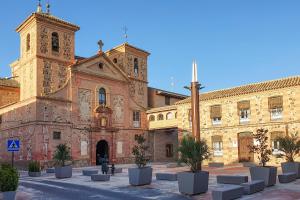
[1,163,299,200]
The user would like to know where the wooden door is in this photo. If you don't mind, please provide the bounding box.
[238,136,254,162]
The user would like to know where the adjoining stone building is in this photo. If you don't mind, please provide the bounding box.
[0,8,185,167]
[148,76,300,165]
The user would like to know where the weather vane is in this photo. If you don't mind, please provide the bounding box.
[123,26,128,43]
[171,76,175,91]
[46,0,51,14]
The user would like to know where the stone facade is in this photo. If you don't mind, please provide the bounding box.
[148,77,300,166]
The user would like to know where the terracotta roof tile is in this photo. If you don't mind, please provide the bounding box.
[0,78,20,88]
[176,76,300,105]
[16,12,80,32]
[146,105,177,113]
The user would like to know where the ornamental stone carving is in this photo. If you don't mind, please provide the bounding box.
[127,55,133,76]
[58,65,67,88]
[40,27,48,54]
[141,59,147,80]
[78,89,91,122]
[137,82,144,96]
[43,60,52,95]
[112,95,124,123]
[63,33,71,60]
[129,82,135,97]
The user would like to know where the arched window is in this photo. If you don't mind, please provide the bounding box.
[158,114,164,121]
[134,58,138,75]
[26,33,30,51]
[166,112,173,120]
[175,112,177,119]
[99,88,106,105]
[52,32,59,52]
[113,58,118,63]
[149,115,155,121]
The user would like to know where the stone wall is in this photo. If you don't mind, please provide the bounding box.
[176,85,300,165]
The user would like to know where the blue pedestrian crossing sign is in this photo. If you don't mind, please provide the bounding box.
[7,140,20,152]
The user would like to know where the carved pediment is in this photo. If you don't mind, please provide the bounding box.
[73,54,129,82]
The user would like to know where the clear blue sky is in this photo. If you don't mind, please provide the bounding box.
[1,0,300,95]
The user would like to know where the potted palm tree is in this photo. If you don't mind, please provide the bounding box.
[248,128,277,186]
[28,161,41,177]
[177,135,210,195]
[0,164,19,200]
[275,134,300,178]
[53,144,72,179]
[128,134,152,186]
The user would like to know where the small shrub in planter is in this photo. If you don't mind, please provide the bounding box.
[128,134,152,186]
[275,134,300,178]
[53,144,73,179]
[248,128,277,186]
[177,135,210,195]
[28,161,41,177]
[0,164,19,200]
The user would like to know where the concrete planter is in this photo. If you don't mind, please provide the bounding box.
[55,165,72,179]
[128,167,152,186]
[250,166,277,187]
[178,171,209,195]
[281,162,300,179]
[28,171,41,177]
[46,168,55,173]
[2,191,16,200]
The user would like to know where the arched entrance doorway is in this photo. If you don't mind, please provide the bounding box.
[96,140,109,165]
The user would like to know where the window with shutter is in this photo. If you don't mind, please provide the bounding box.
[268,96,283,120]
[210,105,222,125]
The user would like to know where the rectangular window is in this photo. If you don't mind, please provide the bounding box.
[212,117,222,125]
[117,141,123,154]
[271,140,283,155]
[165,96,171,105]
[210,105,222,125]
[270,108,283,120]
[53,131,61,140]
[213,141,223,156]
[80,141,88,156]
[133,111,140,128]
[240,109,250,123]
[166,144,174,157]
[268,96,283,120]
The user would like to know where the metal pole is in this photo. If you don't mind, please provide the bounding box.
[191,82,200,141]
[11,152,14,168]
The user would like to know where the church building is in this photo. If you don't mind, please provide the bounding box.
[0,5,185,167]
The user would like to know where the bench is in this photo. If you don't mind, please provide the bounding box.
[278,172,297,183]
[209,162,224,168]
[241,180,265,195]
[212,184,244,200]
[156,173,177,181]
[46,168,55,173]
[217,175,248,185]
[108,168,122,174]
[91,174,110,181]
[82,169,98,176]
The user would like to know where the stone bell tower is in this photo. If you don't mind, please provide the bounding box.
[11,2,80,100]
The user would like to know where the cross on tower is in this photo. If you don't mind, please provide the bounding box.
[98,40,104,52]
[123,26,128,42]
